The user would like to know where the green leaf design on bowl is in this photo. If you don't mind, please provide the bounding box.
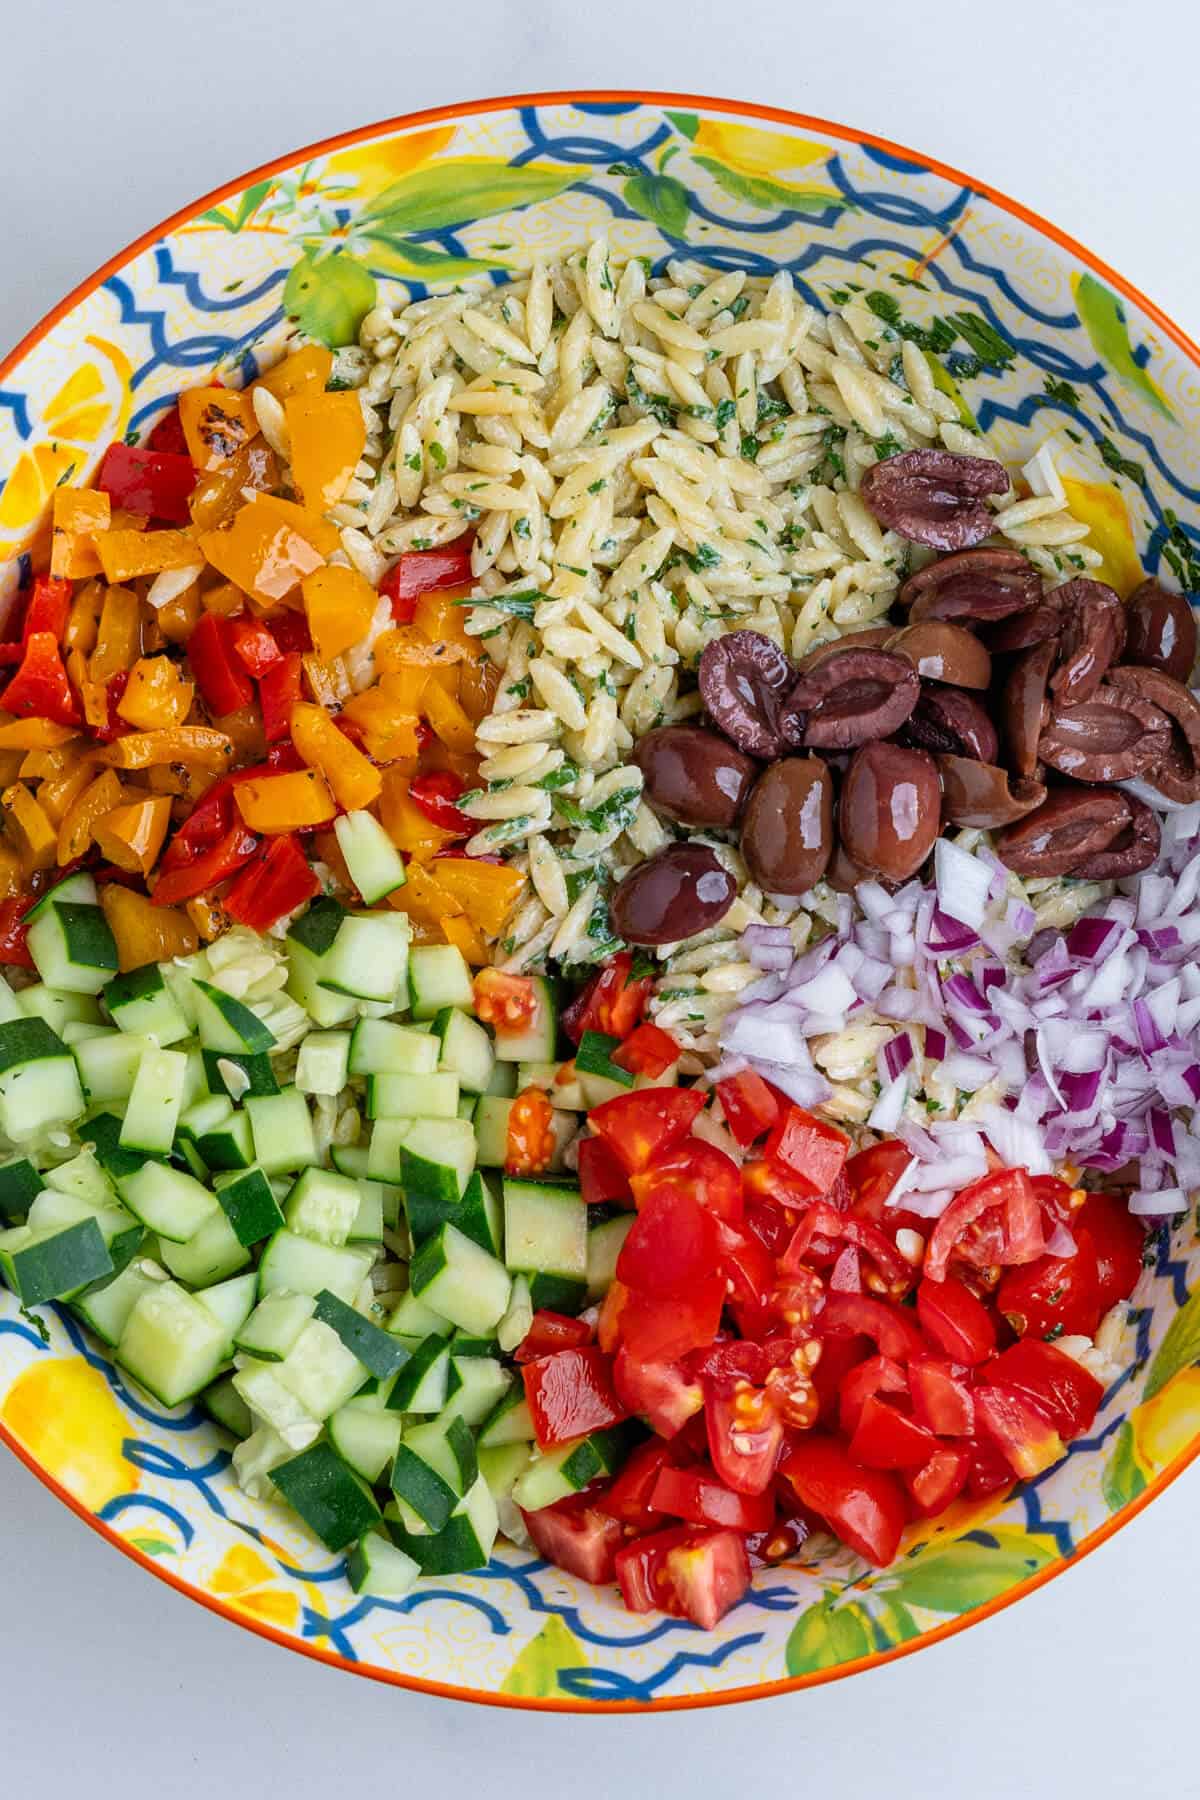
[282,251,377,347]
[361,159,578,234]
[500,1615,588,1697]
[692,156,851,215]
[882,1527,1057,1613]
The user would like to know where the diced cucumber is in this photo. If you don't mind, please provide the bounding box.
[195,1270,258,1342]
[477,1386,535,1448]
[0,974,20,1024]
[365,1119,410,1185]
[575,1029,635,1106]
[213,1166,285,1246]
[386,1289,450,1344]
[158,1209,251,1287]
[62,1021,111,1046]
[405,1168,502,1259]
[491,975,555,1062]
[27,900,118,996]
[286,939,359,1029]
[72,1258,165,1346]
[73,1030,147,1105]
[288,895,347,958]
[102,963,190,1046]
[119,1046,189,1154]
[512,1426,634,1511]
[348,1017,438,1077]
[329,1144,371,1180]
[433,1007,494,1094]
[472,1095,512,1167]
[202,1372,254,1440]
[24,871,97,919]
[0,1157,42,1220]
[285,1167,362,1247]
[330,1410,403,1485]
[256,1229,373,1305]
[400,1117,476,1204]
[313,1289,410,1381]
[117,1280,231,1406]
[518,1059,584,1110]
[319,913,410,1004]
[271,1441,382,1552]
[18,985,103,1032]
[0,1017,86,1140]
[456,1095,478,1123]
[496,1273,533,1353]
[277,1318,368,1419]
[42,1150,116,1208]
[246,1088,318,1175]
[0,1217,112,1304]
[195,1108,255,1173]
[367,1071,460,1120]
[408,945,473,1020]
[233,1362,317,1435]
[203,1049,280,1100]
[410,1223,511,1337]
[348,1181,385,1242]
[346,1529,419,1598]
[233,1425,302,1499]
[333,810,407,904]
[295,1030,351,1098]
[442,1356,513,1431]
[503,1177,587,1284]
[82,1112,150,1182]
[387,1474,497,1575]
[191,979,275,1054]
[119,1162,218,1243]
[587,1213,634,1300]
[235,1290,316,1362]
[387,1332,450,1413]
[485,1060,517,1099]
[390,1414,477,1531]
[478,1442,533,1504]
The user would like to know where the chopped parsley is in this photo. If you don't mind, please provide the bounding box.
[686,542,721,572]
[873,430,905,461]
[714,398,737,431]
[728,294,751,320]
[555,781,642,835]
[740,433,761,462]
[428,442,446,469]
[1097,434,1147,487]
[513,516,531,539]
[1043,374,1082,407]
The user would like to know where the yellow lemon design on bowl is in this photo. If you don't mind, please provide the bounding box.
[1,1356,137,1512]
[209,1542,301,1631]
[1130,1365,1200,1472]
[0,334,132,560]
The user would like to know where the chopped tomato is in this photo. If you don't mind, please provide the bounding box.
[715,1068,783,1147]
[514,1310,593,1364]
[764,1105,850,1198]
[849,1393,937,1470]
[0,896,35,969]
[563,950,654,1044]
[967,1434,1017,1498]
[1077,1193,1145,1314]
[380,533,474,621]
[629,1138,743,1223]
[577,1136,632,1208]
[617,1277,726,1365]
[781,1437,907,1566]
[925,1167,1045,1282]
[505,1086,555,1177]
[588,1088,707,1176]
[409,770,473,837]
[973,1384,1064,1479]
[222,833,318,932]
[906,1442,972,1515]
[522,1493,625,1585]
[817,1292,926,1364]
[705,1381,785,1496]
[521,1346,628,1448]
[838,1353,908,1437]
[612,1347,704,1437]
[617,1189,721,1296]
[611,1022,679,1079]
[615,1526,751,1629]
[714,1220,776,1339]
[651,1462,775,1534]
[996,1241,1102,1341]
[984,1340,1103,1439]
[916,1275,997,1366]
[596,1440,680,1530]
[473,967,538,1031]
[743,1151,836,1216]
[907,1354,975,1437]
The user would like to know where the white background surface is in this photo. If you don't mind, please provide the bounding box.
[2,2,1198,1791]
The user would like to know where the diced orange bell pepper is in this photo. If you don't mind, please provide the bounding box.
[5,783,57,872]
[301,654,352,709]
[36,760,97,829]
[375,664,431,713]
[376,627,464,673]
[156,584,203,645]
[146,761,213,801]
[234,768,337,832]
[118,656,195,731]
[253,344,333,400]
[65,578,106,658]
[432,855,526,937]
[97,528,200,583]
[51,488,111,579]
[301,563,378,662]
[423,681,477,754]
[100,882,199,971]
[90,585,142,683]
[200,579,247,618]
[0,751,23,788]
[378,768,458,860]
[289,702,382,811]
[387,857,464,929]
[98,727,235,770]
[441,912,489,965]
[178,386,258,472]
[0,847,23,901]
[56,768,124,864]
[458,654,500,725]
[215,704,267,765]
[285,390,366,510]
[185,895,229,943]
[188,441,280,532]
[0,715,78,750]
[70,649,110,733]
[199,499,328,605]
[92,796,172,874]
[411,585,477,653]
[341,687,423,762]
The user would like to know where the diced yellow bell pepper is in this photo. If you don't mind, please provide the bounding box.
[146,761,212,801]
[0,715,78,750]
[458,654,500,725]
[253,344,333,400]
[375,664,430,713]
[98,727,235,770]
[341,687,423,762]
[199,499,327,606]
[234,768,336,832]
[65,578,106,658]
[92,796,172,875]
[376,627,464,673]
[90,585,142,683]
[0,847,23,900]
[37,760,97,829]
[69,648,110,733]
[215,704,266,764]
[100,883,199,971]
[301,563,378,662]
[387,858,464,929]
[185,895,229,943]
[57,768,124,864]
[200,579,247,618]
[411,584,477,653]
[51,488,111,579]
[178,386,258,472]
[97,529,200,583]
[156,584,203,645]
[378,768,458,861]
[285,390,366,510]
[301,654,353,709]
[251,494,341,559]
[423,681,477,755]
[432,856,526,937]
[0,750,25,787]
[289,702,382,812]
[4,783,57,872]
[19,743,82,782]
[118,656,195,731]
[441,913,489,965]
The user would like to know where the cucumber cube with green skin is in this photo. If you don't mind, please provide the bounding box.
[277,1319,369,1419]
[385,1333,448,1413]
[190,980,276,1054]
[256,1229,373,1305]
[511,1425,637,1511]
[117,1280,231,1406]
[348,1018,438,1077]
[118,1162,218,1243]
[203,1374,254,1441]
[404,1169,502,1258]
[212,1166,285,1247]
[442,1357,513,1430]
[73,1031,148,1105]
[477,1387,535,1448]
[575,1030,635,1090]
[285,941,360,1030]
[158,1209,251,1287]
[72,1259,165,1349]
[490,975,556,1063]
[385,1289,450,1344]
[24,871,98,920]
[287,895,347,958]
[194,1270,258,1344]
[102,964,191,1046]
[42,1150,115,1208]
[484,1060,517,1099]
[295,1030,351,1098]
[18,986,103,1032]
[313,1289,411,1381]
[235,1291,316,1362]
[390,1414,477,1531]
[271,1442,381,1553]
[233,1363,318,1436]
[330,1144,371,1180]
[433,1007,495,1095]
[407,945,474,1020]
[587,1213,634,1300]
[246,1089,318,1175]
[120,1046,189,1154]
[366,1071,461,1121]
[196,1109,255,1172]
[333,810,407,904]
[0,1158,42,1220]
[27,902,118,996]
[409,1222,511,1337]
[319,914,411,1004]
[400,1118,476,1206]
[478,1442,534,1504]
[81,1112,150,1182]
[0,974,20,1023]
[202,1050,280,1100]
[284,1167,362,1247]
[347,1182,385,1243]
[366,1119,411,1185]
[331,1411,404,1487]
[346,1530,419,1598]
[386,1475,498,1575]
[472,1095,512,1167]
[0,1217,112,1304]
[0,1017,86,1141]
[525,1273,588,1313]
[503,1177,587,1281]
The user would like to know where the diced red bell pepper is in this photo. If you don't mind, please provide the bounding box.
[764,1105,850,1198]
[651,1461,776,1534]
[848,1393,938,1471]
[780,1437,907,1566]
[0,896,36,969]
[576,1135,632,1208]
[906,1441,972,1515]
[228,614,283,680]
[222,833,319,931]
[96,441,196,524]
[563,950,654,1044]
[611,1022,679,1079]
[715,1067,784,1146]
[521,1346,629,1449]
[907,1353,975,1437]
[188,611,255,716]
[408,770,472,836]
[270,610,313,656]
[1,631,81,727]
[259,651,304,743]
[380,532,474,622]
[522,1493,625,1585]
[146,407,189,456]
[514,1310,593,1364]
[21,575,72,643]
[588,1087,707,1175]
[152,821,260,906]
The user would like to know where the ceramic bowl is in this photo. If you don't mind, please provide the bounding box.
[2,91,1199,1711]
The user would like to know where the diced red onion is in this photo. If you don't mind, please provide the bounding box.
[1044,1221,1078,1257]
[1129,1187,1188,1217]
[883,1033,914,1081]
[934,836,992,930]
[744,924,794,972]
[868,1072,909,1132]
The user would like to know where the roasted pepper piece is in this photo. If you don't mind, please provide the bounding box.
[411,584,478,653]
[252,344,333,400]
[387,857,464,929]
[224,833,319,931]
[51,489,111,579]
[155,583,203,646]
[285,390,366,510]
[188,612,255,715]
[92,796,173,875]
[289,702,382,811]
[199,499,327,605]
[433,854,526,936]
[0,849,25,903]
[97,528,200,583]
[4,782,57,871]
[90,585,142,684]
[234,768,336,832]
[301,653,353,710]
[35,760,96,829]
[422,680,477,754]
[458,653,500,725]
[259,652,304,744]
[117,656,195,731]
[376,627,465,674]
[378,768,458,860]
[57,767,124,864]
[200,579,247,618]
[341,686,423,762]
[178,386,258,472]
[101,882,200,969]
[2,633,81,727]
[96,442,197,524]
[441,912,489,965]
[301,563,378,662]
[380,536,474,622]
[0,715,78,750]
[65,578,106,658]
[188,441,280,532]
[98,727,235,770]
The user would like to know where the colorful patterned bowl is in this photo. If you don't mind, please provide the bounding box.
[2,91,1200,1712]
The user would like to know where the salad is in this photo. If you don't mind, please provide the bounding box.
[0,272,1183,1631]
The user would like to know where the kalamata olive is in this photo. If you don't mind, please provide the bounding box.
[937,756,1047,828]
[1038,686,1172,783]
[1050,579,1127,705]
[839,741,941,882]
[981,600,1064,653]
[739,758,834,896]
[901,546,1041,620]
[610,843,736,946]
[632,725,757,829]
[1069,793,1161,879]
[859,450,1010,551]
[1125,578,1198,683]
[903,684,999,762]
[1003,639,1057,778]
[996,786,1135,877]
[824,841,876,894]
[699,630,796,758]
[1108,663,1200,803]
[779,647,919,750]
[885,621,991,688]
[792,626,896,672]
